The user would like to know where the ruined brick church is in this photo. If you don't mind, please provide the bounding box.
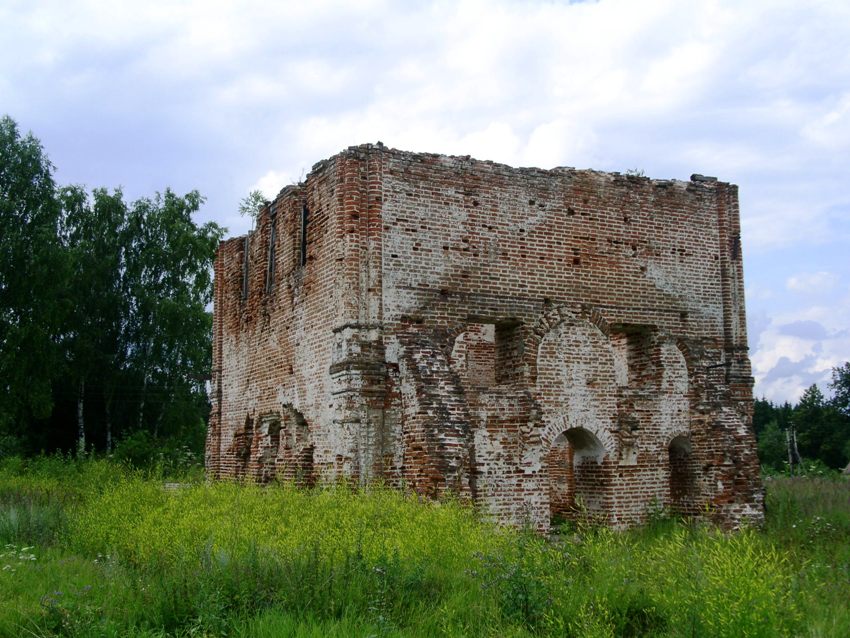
[206,143,764,530]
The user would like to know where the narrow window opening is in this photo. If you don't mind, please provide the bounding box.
[265,205,277,294]
[450,324,496,387]
[241,235,250,301]
[495,321,524,385]
[300,203,309,266]
[450,321,524,388]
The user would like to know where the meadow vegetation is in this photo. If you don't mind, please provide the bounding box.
[0,457,848,637]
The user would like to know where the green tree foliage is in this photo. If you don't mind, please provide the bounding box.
[120,189,224,442]
[59,186,129,452]
[1,115,224,458]
[831,362,850,417]
[830,363,850,465]
[238,189,267,231]
[757,420,788,472]
[0,116,68,433]
[754,367,850,472]
[793,385,849,470]
[753,397,792,435]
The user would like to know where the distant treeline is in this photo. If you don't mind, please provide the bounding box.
[754,364,850,472]
[1,115,224,461]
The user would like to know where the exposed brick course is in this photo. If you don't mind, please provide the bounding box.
[207,144,763,530]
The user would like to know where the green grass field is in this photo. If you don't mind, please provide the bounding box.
[1,457,848,637]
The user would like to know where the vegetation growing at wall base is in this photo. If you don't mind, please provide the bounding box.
[1,458,848,637]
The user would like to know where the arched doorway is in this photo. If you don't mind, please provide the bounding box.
[546,427,609,526]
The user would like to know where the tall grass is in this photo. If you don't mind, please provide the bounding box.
[765,476,850,638]
[1,458,847,636]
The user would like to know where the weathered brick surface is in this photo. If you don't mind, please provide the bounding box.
[207,144,764,530]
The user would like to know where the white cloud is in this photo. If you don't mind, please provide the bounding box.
[751,290,850,402]
[802,92,850,150]
[521,120,598,169]
[249,170,297,202]
[4,0,850,404]
[786,271,838,294]
[745,284,774,301]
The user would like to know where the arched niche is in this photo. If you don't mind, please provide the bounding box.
[536,318,619,456]
[546,427,610,525]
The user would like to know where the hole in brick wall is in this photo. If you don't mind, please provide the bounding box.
[529,199,535,205]
[567,207,576,216]
[495,321,523,385]
[278,407,315,487]
[547,428,608,526]
[451,323,495,387]
[265,210,277,294]
[233,415,253,479]
[668,435,698,517]
[573,257,581,266]
[451,321,523,387]
[241,236,250,301]
[256,415,281,483]
[300,204,309,267]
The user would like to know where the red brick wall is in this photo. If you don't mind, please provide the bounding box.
[209,144,763,530]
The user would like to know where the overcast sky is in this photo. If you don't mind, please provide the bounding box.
[2,0,849,404]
